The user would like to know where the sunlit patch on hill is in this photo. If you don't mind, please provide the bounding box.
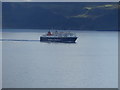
[71,14,90,18]
[84,4,118,10]
[84,7,93,10]
[97,4,118,9]
[104,4,113,7]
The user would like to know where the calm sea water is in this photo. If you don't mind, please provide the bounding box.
[2,30,118,88]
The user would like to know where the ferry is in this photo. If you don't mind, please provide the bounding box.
[40,31,77,43]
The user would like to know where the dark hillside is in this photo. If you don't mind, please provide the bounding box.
[2,2,118,30]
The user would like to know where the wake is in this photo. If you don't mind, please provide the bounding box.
[0,39,40,42]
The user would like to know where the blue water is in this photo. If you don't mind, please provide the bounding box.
[2,30,118,88]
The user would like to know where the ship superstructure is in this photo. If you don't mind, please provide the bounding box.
[40,31,77,43]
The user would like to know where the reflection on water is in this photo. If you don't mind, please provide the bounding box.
[2,30,118,88]
[0,39,76,43]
